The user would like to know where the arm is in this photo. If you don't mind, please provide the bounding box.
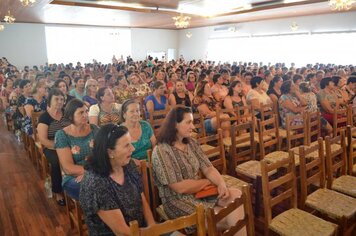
[150,135,157,148]
[141,193,155,226]
[320,99,335,114]
[202,166,229,199]
[269,94,278,106]
[37,123,54,149]
[294,91,307,106]
[168,94,176,106]
[197,103,216,118]
[89,116,98,126]
[56,148,85,176]
[223,96,233,110]
[146,100,154,118]
[280,99,304,113]
[249,98,261,110]
[24,104,34,117]
[97,209,131,236]
[168,178,211,194]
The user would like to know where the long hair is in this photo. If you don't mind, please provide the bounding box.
[228,80,242,96]
[157,106,192,145]
[86,124,129,176]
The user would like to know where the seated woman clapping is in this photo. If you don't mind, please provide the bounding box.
[80,124,155,236]
[152,106,246,235]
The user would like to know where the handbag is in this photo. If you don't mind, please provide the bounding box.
[195,184,218,199]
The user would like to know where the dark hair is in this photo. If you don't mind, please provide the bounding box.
[244,72,253,78]
[331,76,342,87]
[264,70,271,77]
[212,73,221,83]
[64,98,85,123]
[157,106,192,145]
[4,78,14,88]
[195,80,209,97]
[48,88,65,107]
[19,79,31,89]
[320,77,333,89]
[280,80,293,94]
[292,74,303,84]
[104,74,112,82]
[347,76,356,85]
[228,80,242,96]
[305,73,316,82]
[74,77,83,84]
[53,79,69,91]
[152,80,164,90]
[119,99,139,123]
[268,76,282,91]
[299,82,311,93]
[250,76,263,89]
[96,87,109,103]
[86,124,129,176]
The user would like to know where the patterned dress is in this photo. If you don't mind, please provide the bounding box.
[279,94,303,128]
[131,120,154,161]
[152,140,217,224]
[88,103,121,127]
[23,96,47,135]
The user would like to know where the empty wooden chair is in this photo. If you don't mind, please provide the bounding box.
[325,131,356,198]
[130,204,206,236]
[307,110,322,145]
[192,112,206,139]
[65,192,86,236]
[206,185,255,236]
[285,112,308,152]
[299,139,356,235]
[332,106,350,137]
[261,151,338,235]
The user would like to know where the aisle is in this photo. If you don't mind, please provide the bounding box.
[0,115,71,236]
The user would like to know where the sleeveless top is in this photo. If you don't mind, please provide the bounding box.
[173,92,191,107]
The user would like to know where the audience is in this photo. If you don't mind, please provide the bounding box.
[82,78,98,107]
[80,124,155,235]
[144,81,167,119]
[168,79,193,107]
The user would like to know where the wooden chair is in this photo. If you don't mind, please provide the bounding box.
[64,193,86,236]
[261,151,338,235]
[31,111,49,179]
[206,185,255,236]
[332,106,350,137]
[192,112,206,139]
[325,131,356,198]
[285,112,308,152]
[299,139,356,236]
[235,104,253,125]
[346,125,356,176]
[306,110,321,145]
[130,204,206,236]
[148,108,170,135]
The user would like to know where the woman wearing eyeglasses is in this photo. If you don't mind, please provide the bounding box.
[80,124,155,235]
[55,99,98,200]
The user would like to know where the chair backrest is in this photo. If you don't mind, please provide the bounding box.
[229,121,256,174]
[206,185,255,236]
[325,130,347,189]
[193,112,206,138]
[31,111,43,142]
[216,107,239,131]
[197,129,226,174]
[147,149,160,220]
[148,108,169,135]
[256,103,274,121]
[307,111,321,145]
[346,125,356,175]
[138,161,151,206]
[298,137,325,210]
[332,106,349,137]
[130,204,206,236]
[261,151,298,226]
[285,112,308,150]
[235,104,253,124]
[258,115,281,158]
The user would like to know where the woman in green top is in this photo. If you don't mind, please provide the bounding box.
[55,99,98,200]
[119,99,156,164]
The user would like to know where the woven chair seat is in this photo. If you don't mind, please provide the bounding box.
[200,144,219,158]
[291,142,341,159]
[235,160,276,179]
[263,151,295,165]
[306,188,356,220]
[269,208,338,236]
[156,204,169,221]
[221,174,248,190]
[353,164,356,175]
[223,136,251,149]
[332,175,356,198]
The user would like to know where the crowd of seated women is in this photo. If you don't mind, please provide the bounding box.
[1,56,356,235]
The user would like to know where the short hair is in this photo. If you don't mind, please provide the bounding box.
[48,88,64,107]
[32,80,46,94]
[332,76,342,87]
[86,124,129,176]
[85,78,98,92]
[3,78,14,88]
[157,106,192,145]
[228,80,242,96]
[96,87,109,103]
[299,82,310,93]
[53,79,69,91]
[305,73,316,82]
[268,76,282,91]
[74,77,83,84]
[250,76,263,89]
[280,80,293,94]
[347,76,356,85]
[104,74,112,82]
[212,73,221,83]
[320,77,333,89]
[64,99,85,124]
[19,79,31,89]
[264,70,271,77]
[292,74,303,84]
[119,99,139,123]
[152,80,164,90]
[244,72,253,78]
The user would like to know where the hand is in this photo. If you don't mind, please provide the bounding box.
[217,183,229,200]
[75,174,84,183]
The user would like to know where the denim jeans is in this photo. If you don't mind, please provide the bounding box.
[63,178,80,200]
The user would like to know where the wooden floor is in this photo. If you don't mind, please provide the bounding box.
[0,115,73,236]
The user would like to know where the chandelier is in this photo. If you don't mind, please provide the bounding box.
[4,10,16,24]
[19,0,37,7]
[172,14,191,29]
[329,0,355,10]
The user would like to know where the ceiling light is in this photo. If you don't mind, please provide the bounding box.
[186,32,192,38]
[19,0,36,7]
[0,24,4,31]
[4,11,16,24]
[290,22,299,31]
[228,27,237,32]
[172,14,191,29]
[329,0,355,10]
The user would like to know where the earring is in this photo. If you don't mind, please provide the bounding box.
[110,156,115,159]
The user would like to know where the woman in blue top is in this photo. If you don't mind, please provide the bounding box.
[144,81,167,119]
[55,99,98,200]
[120,99,156,163]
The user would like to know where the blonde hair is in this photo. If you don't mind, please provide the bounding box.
[31,80,46,94]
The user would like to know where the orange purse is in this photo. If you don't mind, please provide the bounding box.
[195,184,218,199]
